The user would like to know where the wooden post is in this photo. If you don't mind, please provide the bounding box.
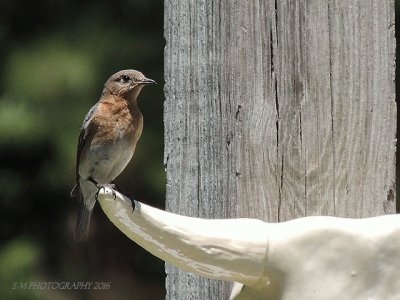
[164,1,396,299]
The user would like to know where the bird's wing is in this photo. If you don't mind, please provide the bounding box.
[71,103,99,198]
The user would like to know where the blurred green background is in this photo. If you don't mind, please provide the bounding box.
[0,0,165,299]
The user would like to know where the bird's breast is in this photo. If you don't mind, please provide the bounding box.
[79,99,143,182]
[94,99,143,144]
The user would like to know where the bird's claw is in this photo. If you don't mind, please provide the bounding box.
[95,183,117,201]
[130,198,135,212]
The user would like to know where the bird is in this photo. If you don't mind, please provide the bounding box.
[70,69,156,241]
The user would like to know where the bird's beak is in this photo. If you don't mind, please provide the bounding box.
[139,78,157,85]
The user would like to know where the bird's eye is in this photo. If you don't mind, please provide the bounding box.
[118,75,131,84]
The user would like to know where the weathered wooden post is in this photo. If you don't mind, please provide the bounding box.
[164,1,396,299]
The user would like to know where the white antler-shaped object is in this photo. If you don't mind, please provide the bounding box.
[97,187,400,300]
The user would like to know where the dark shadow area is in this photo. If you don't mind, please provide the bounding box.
[396,0,399,213]
[0,1,165,299]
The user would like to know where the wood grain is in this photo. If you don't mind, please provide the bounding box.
[164,0,396,298]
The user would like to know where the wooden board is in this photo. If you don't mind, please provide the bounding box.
[164,1,396,299]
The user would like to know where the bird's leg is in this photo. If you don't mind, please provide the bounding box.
[87,177,117,200]
[87,176,98,186]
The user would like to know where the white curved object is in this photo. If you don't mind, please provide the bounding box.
[97,187,400,300]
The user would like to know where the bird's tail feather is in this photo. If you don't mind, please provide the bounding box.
[70,184,79,198]
[74,182,97,241]
[75,201,92,241]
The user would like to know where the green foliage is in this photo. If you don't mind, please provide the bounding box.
[0,238,41,300]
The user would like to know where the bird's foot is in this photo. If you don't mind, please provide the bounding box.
[111,182,136,212]
[87,177,135,211]
[130,197,136,212]
[95,183,117,201]
[109,181,135,211]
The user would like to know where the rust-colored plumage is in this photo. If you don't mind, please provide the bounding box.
[71,70,155,241]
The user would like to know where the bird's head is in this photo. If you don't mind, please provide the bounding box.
[102,69,156,98]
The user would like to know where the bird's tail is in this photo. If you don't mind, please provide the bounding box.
[70,184,79,198]
[75,201,93,241]
[74,181,97,241]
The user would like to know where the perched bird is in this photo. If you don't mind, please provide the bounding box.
[70,69,156,241]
